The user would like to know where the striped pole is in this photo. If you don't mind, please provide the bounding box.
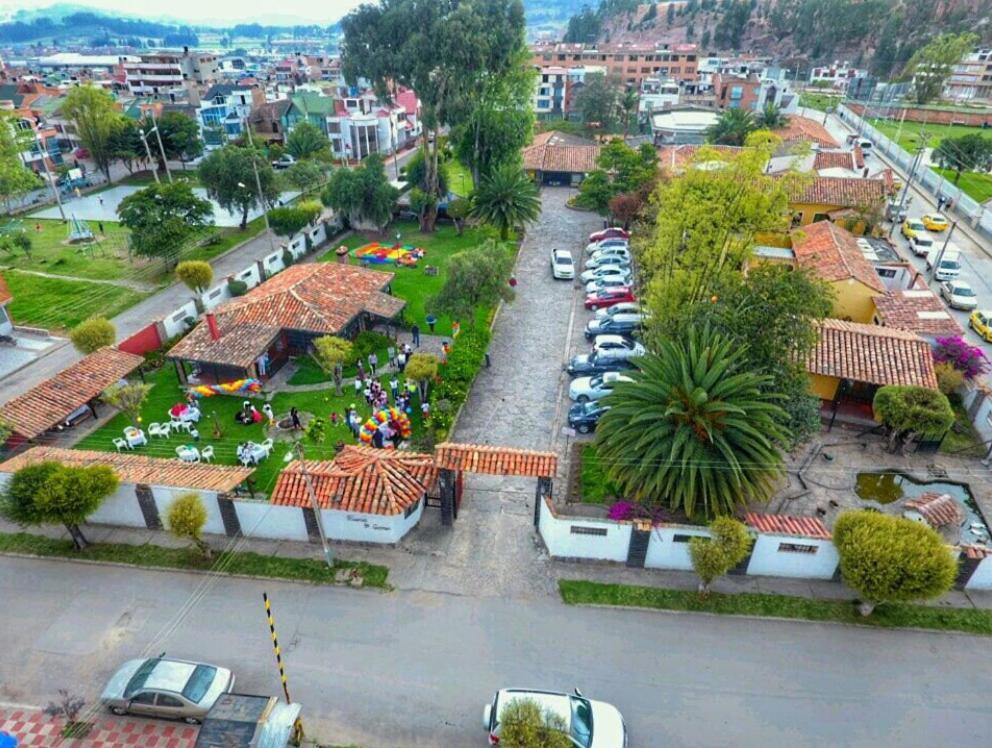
[263,592,304,741]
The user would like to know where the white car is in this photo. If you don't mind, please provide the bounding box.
[593,334,645,360]
[594,302,641,320]
[585,238,629,255]
[580,265,631,284]
[550,248,575,280]
[908,232,935,257]
[484,688,627,747]
[940,279,978,310]
[585,249,631,270]
[585,276,629,294]
[569,371,634,402]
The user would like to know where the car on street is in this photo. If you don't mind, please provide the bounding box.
[585,246,631,267]
[926,245,962,281]
[594,302,641,320]
[271,154,296,169]
[592,334,645,360]
[969,309,992,342]
[585,276,629,294]
[908,232,935,257]
[101,656,234,724]
[568,401,611,433]
[483,687,627,747]
[940,279,978,310]
[589,227,630,243]
[922,213,950,232]
[569,370,634,402]
[901,218,926,240]
[584,253,631,270]
[566,352,636,377]
[585,313,646,339]
[580,265,631,284]
[550,248,575,280]
[585,287,635,310]
[585,238,629,255]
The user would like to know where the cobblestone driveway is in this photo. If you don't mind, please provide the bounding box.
[399,188,603,598]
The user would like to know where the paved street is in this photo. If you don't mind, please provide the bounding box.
[2,556,991,748]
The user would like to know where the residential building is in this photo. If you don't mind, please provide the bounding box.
[249,99,291,144]
[534,66,568,119]
[808,61,868,92]
[522,130,600,186]
[944,48,992,103]
[872,288,963,340]
[36,53,136,74]
[530,41,698,87]
[638,77,680,121]
[711,72,798,112]
[650,105,719,145]
[787,175,891,228]
[123,49,219,98]
[197,82,265,149]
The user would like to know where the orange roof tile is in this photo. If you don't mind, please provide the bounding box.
[791,221,886,293]
[0,272,10,305]
[434,443,557,478]
[788,176,889,208]
[904,492,965,529]
[271,445,436,515]
[0,446,253,492]
[813,150,859,172]
[745,512,832,540]
[872,290,963,337]
[774,115,839,148]
[522,143,601,174]
[963,544,992,560]
[809,319,938,389]
[0,347,144,440]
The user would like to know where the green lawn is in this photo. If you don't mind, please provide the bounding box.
[559,580,992,636]
[931,167,992,204]
[444,160,474,198]
[0,530,389,588]
[0,219,143,281]
[579,444,619,504]
[799,92,842,113]
[3,270,149,331]
[871,119,992,151]
[319,219,513,338]
[76,365,429,499]
[940,400,987,458]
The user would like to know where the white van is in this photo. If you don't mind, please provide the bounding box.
[926,244,962,281]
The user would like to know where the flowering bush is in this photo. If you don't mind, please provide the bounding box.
[933,336,989,380]
[607,501,637,521]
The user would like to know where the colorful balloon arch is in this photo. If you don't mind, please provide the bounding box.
[359,407,413,446]
[189,378,263,398]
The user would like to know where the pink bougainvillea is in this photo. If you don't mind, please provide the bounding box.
[607,501,637,521]
[934,336,989,380]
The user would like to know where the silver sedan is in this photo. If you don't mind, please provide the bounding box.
[101,656,235,723]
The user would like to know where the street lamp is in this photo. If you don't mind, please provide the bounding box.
[148,111,173,183]
[138,128,160,184]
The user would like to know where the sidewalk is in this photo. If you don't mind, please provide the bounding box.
[0,706,197,747]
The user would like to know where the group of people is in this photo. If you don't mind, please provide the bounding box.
[355,340,419,381]
[235,400,266,425]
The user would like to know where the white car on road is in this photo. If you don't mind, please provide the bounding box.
[569,371,634,402]
[940,279,978,311]
[483,687,627,747]
[593,334,645,360]
[580,265,631,284]
[585,238,629,255]
[594,302,641,320]
[550,248,575,280]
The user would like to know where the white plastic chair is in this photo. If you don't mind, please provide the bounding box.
[113,437,129,452]
[259,438,274,458]
[148,422,170,438]
[173,420,192,433]
[200,445,214,463]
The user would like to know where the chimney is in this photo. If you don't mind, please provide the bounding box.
[206,313,220,341]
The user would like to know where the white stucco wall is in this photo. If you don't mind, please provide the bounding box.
[263,249,287,275]
[234,263,263,290]
[319,506,407,544]
[538,497,632,562]
[235,500,310,541]
[746,535,839,579]
[87,484,148,528]
[162,300,199,339]
[965,556,992,590]
[644,525,711,570]
[201,282,232,311]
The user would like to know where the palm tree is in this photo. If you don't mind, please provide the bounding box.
[470,162,541,240]
[754,102,789,130]
[706,108,755,146]
[594,327,789,518]
[621,87,640,136]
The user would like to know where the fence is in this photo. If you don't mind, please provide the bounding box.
[835,104,992,243]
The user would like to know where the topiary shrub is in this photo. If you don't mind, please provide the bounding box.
[227,279,248,297]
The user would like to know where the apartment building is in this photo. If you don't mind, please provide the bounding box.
[808,61,868,92]
[711,72,797,112]
[944,48,992,103]
[531,42,698,87]
[197,82,266,149]
[124,49,219,98]
[534,67,567,119]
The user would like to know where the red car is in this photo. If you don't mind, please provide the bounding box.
[585,286,635,310]
[588,227,630,243]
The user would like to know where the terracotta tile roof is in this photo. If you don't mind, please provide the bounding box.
[434,442,557,477]
[656,144,742,172]
[788,176,889,208]
[813,150,859,172]
[0,347,144,440]
[169,264,405,368]
[904,492,966,529]
[791,221,886,293]
[745,512,832,540]
[774,115,839,148]
[522,143,601,174]
[872,290,963,337]
[809,319,938,389]
[271,445,436,515]
[0,272,10,305]
[0,446,252,492]
[962,544,992,560]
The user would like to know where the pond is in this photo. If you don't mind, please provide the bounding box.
[855,471,990,544]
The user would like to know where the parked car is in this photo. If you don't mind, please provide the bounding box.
[592,334,645,360]
[908,232,935,257]
[580,265,631,284]
[271,154,296,169]
[550,248,575,280]
[940,279,978,310]
[568,402,610,433]
[569,370,634,402]
[483,688,627,747]
[594,302,641,320]
[585,238,629,255]
[585,313,646,339]
[585,287,635,310]
[901,218,926,240]
[589,227,630,243]
[588,245,631,261]
[101,656,235,724]
[585,254,631,271]
[926,245,962,281]
[922,213,950,232]
[969,309,992,342]
[585,276,629,294]
[566,352,636,377]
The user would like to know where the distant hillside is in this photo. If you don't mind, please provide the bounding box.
[563,0,992,76]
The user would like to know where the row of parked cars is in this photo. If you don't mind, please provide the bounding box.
[553,227,647,435]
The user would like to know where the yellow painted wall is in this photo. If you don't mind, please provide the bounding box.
[789,203,867,234]
[829,279,878,323]
[809,373,839,400]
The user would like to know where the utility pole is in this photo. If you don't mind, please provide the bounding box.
[928,220,957,282]
[139,129,160,184]
[149,111,173,183]
[242,119,276,253]
[35,134,65,221]
[290,440,333,566]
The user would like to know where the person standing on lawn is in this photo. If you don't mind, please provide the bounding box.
[411,324,421,347]
[368,352,378,377]
[397,348,407,373]
[390,376,399,402]
[356,360,365,382]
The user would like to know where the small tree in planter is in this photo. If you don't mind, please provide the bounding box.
[872,385,954,454]
[102,382,152,428]
[689,517,752,595]
[311,335,352,395]
[175,260,214,293]
[833,511,957,616]
[166,492,211,559]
